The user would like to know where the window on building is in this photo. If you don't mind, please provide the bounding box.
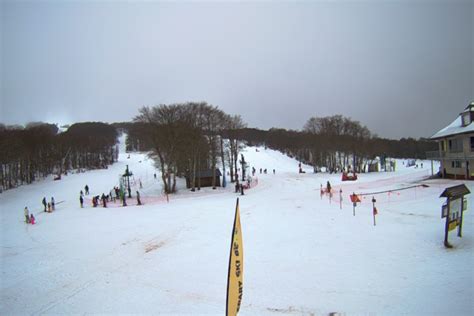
[448,138,463,153]
[441,140,446,152]
[462,114,471,126]
[451,161,461,168]
[471,137,474,151]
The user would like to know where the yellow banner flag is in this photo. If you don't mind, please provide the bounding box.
[226,198,244,316]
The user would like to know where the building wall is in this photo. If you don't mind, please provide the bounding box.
[439,133,474,179]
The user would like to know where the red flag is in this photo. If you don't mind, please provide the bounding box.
[373,207,378,215]
[350,194,361,203]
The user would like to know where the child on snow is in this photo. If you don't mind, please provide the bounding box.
[29,214,35,225]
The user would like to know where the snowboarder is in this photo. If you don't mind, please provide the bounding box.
[51,197,55,211]
[136,191,142,205]
[79,195,84,208]
[42,197,47,212]
[85,185,89,195]
[24,207,29,223]
[29,213,35,225]
[326,181,332,194]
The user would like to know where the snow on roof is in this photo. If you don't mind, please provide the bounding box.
[431,105,474,139]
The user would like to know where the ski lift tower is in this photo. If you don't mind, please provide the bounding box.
[240,154,247,182]
[123,165,133,198]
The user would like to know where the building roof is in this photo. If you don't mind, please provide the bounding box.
[440,184,470,199]
[431,102,474,140]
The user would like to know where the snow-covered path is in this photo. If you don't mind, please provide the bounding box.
[1,141,472,315]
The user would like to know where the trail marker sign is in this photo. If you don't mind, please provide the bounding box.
[439,184,470,248]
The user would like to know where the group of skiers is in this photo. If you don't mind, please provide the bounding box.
[251,167,275,177]
[42,196,56,213]
[79,184,142,208]
[23,195,56,225]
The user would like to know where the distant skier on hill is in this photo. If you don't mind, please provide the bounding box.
[85,185,89,195]
[51,197,55,211]
[326,181,332,194]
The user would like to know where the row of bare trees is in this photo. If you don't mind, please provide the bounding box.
[132,102,246,193]
[223,115,436,173]
[0,122,118,191]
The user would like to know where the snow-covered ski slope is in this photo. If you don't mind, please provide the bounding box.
[1,138,472,315]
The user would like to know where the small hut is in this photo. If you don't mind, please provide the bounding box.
[186,169,222,189]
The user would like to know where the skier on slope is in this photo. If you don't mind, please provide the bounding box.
[42,197,47,212]
[24,207,30,223]
[79,195,84,208]
[136,191,142,205]
[51,197,55,211]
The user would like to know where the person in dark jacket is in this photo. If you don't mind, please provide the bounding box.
[79,195,84,208]
[24,207,30,223]
[42,197,47,212]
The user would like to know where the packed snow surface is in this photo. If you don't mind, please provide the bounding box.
[1,138,472,315]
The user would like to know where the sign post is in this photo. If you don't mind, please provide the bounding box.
[440,184,470,248]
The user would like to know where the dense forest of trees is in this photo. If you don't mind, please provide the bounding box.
[0,122,118,191]
[1,109,436,193]
[128,102,246,194]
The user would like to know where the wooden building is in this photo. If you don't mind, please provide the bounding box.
[185,169,222,189]
[429,102,474,179]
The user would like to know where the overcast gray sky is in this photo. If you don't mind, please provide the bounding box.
[1,0,473,139]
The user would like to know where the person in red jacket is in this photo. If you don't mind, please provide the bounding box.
[29,214,35,225]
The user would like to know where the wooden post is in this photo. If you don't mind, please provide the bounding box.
[372,196,376,226]
[458,198,464,237]
[352,192,356,216]
[339,189,342,210]
[444,198,452,248]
